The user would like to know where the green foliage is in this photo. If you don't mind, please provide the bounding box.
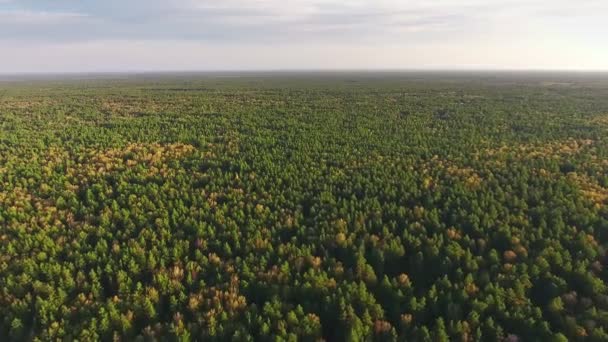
[0,73,607,340]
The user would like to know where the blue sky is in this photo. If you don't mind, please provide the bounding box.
[1,0,607,72]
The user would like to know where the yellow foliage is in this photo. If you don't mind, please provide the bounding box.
[397,273,411,287]
[568,172,608,206]
[465,282,479,296]
[447,228,462,240]
[400,314,413,325]
[209,253,221,265]
[335,232,347,246]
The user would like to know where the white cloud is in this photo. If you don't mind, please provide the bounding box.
[0,0,607,71]
[0,10,87,24]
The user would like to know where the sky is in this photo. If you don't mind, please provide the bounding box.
[0,0,607,73]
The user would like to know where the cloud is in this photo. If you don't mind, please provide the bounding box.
[0,0,487,43]
[0,10,87,24]
[4,0,604,44]
[0,1,606,71]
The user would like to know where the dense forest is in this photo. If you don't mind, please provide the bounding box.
[0,72,607,341]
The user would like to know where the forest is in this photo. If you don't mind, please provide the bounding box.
[0,72,607,341]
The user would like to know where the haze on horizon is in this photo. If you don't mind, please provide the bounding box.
[1,0,607,73]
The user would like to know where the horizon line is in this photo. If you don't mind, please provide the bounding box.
[2,68,608,76]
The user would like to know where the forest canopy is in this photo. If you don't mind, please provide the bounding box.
[0,72,607,341]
